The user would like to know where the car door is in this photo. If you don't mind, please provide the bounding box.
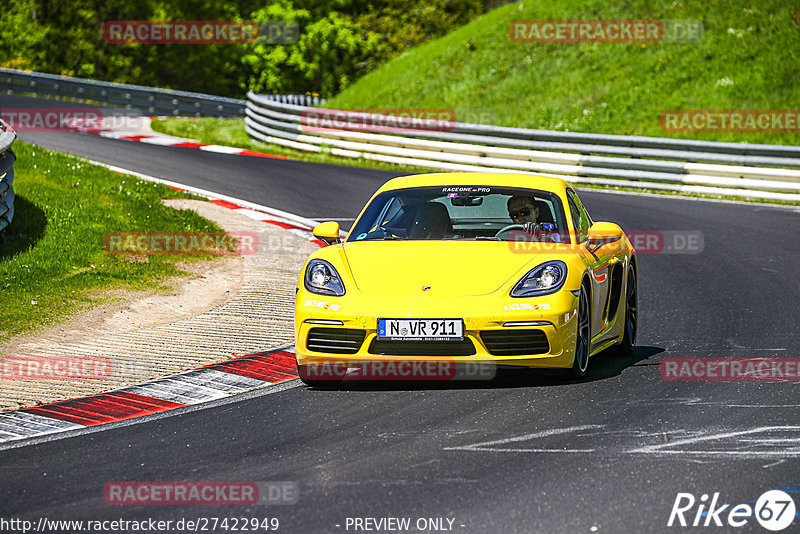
[566,189,612,343]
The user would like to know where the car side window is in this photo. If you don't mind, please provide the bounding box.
[566,189,591,242]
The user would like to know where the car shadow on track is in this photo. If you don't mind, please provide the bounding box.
[308,345,664,391]
[558,344,664,385]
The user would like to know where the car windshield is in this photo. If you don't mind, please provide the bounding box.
[347,185,570,243]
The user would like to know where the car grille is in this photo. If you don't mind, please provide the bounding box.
[480,329,550,356]
[306,328,366,354]
[368,338,476,356]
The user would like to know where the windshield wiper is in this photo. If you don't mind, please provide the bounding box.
[475,236,500,241]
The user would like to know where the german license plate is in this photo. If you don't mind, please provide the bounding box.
[377,318,464,341]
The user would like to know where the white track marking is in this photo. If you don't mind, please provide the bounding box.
[122,369,265,405]
[444,424,602,453]
[138,136,192,146]
[198,144,245,154]
[445,425,800,459]
[627,426,800,457]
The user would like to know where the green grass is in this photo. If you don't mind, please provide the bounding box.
[328,0,800,145]
[0,141,226,340]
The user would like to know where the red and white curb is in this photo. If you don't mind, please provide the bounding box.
[0,159,341,446]
[0,347,299,444]
[207,198,326,247]
[71,115,287,159]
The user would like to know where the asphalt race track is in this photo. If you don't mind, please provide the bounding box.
[1,94,397,221]
[2,94,800,532]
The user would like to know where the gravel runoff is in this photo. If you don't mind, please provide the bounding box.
[0,199,319,411]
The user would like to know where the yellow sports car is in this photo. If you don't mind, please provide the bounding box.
[294,172,637,385]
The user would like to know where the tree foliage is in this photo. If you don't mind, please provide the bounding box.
[0,0,488,98]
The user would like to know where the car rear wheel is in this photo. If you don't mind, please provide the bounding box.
[568,285,590,378]
[614,266,638,358]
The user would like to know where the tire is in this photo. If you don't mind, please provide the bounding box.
[297,363,343,388]
[568,284,591,378]
[614,265,638,358]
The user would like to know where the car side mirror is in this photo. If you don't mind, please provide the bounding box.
[586,222,623,254]
[313,221,341,246]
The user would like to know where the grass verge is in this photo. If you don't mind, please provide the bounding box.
[0,141,227,340]
[329,0,800,145]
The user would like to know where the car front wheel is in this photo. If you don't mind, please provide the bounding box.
[568,285,591,378]
[297,363,343,388]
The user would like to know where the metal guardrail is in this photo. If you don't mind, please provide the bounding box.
[0,68,246,117]
[254,94,326,107]
[1,68,796,202]
[245,92,800,202]
[0,119,16,232]
[0,68,325,117]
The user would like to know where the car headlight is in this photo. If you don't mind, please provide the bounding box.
[510,260,567,297]
[304,259,346,296]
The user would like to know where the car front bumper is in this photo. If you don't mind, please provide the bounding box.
[294,289,580,370]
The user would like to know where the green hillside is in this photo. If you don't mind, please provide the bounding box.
[327,0,800,144]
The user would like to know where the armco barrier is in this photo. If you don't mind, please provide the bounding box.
[1,68,796,202]
[0,119,16,232]
[0,70,324,233]
[245,92,800,202]
[0,68,325,117]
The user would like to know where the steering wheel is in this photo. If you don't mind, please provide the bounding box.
[494,224,526,238]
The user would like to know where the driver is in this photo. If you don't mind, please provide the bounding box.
[507,196,561,242]
[507,196,542,232]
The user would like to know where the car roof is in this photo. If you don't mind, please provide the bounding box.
[377,172,572,194]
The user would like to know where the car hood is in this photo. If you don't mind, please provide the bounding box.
[341,241,547,297]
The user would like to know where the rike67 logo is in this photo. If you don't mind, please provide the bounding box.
[668,490,796,531]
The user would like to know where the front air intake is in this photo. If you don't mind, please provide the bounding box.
[306,328,366,354]
[480,329,550,356]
